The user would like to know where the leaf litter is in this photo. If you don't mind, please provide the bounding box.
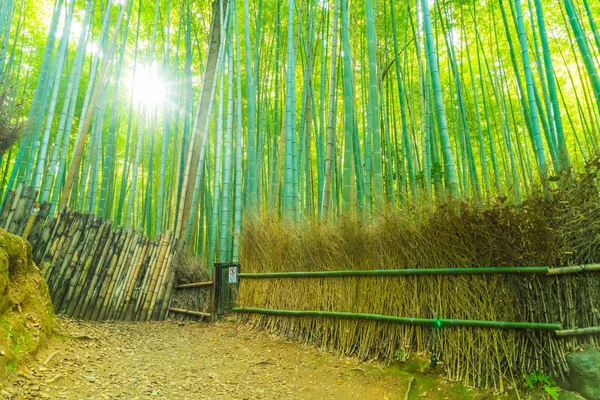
[0,317,508,399]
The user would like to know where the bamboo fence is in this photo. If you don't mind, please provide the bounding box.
[0,184,178,321]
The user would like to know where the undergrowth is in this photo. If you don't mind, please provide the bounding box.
[169,249,210,320]
[237,159,600,390]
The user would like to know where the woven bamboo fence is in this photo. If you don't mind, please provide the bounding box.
[0,184,177,321]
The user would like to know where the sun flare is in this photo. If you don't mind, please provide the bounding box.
[128,64,165,108]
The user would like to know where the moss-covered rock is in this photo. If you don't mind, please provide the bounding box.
[0,228,54,379]
[567,349,600,400]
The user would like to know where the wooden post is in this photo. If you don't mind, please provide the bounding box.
[210,265,219,322]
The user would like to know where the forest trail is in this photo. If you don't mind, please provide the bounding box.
[2,318,497,400]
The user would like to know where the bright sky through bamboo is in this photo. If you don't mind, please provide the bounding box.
[128,64,165,108]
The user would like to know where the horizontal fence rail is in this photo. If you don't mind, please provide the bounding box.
[233,307,562,331]
[237,264,600,278]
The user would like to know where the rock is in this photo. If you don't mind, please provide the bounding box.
[559,390,586,400]
[566,349,600,400]
[0,229,54,379]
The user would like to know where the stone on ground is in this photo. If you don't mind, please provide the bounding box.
[566,348,600,400]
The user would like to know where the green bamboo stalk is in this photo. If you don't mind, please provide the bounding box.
[421,0,458,198]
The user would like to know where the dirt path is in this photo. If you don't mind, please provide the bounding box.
[1,318,507,399]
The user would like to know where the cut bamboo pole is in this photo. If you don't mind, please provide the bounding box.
[158,239,179,320]
[58,215,99,314]
[95,227,126,320]
[9,186,36,234]
[3,183,24,231]
[238,267,550,278]
[238,264,600,279]
[114,233,144,320]
[26,201,51,246]
[46,211,74,267]
[81,222,116,320]
[555,326,600,337]
[176,281,213,289]
[168,308,211,318]
[128,237,156,320]
[147,232,173,320]
[69,216,106,317]
[103,230,134,320]
[21,202,41,239]
[0,189,16,227]
[108,232,138,320]
[38,209,69,264]
[51,214,92,309]
[233,308,562,330]
[121,236,147,312]
[142,233,170,320]
[37,216,59,276]
[137,236,163,320]
[153,236,176,320]
[547,264,600,275]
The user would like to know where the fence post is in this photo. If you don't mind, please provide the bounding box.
[210,265,219,322]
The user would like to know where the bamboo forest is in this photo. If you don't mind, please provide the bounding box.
[1,0,600,398]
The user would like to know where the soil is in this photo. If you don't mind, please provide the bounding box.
[1,317,532,399]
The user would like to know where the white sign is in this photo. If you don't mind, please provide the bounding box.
[228,266,237,283]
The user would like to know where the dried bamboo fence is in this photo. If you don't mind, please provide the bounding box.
[0,184,178,321]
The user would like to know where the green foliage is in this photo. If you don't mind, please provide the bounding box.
[523,371,559,400]
[0,85,23,157]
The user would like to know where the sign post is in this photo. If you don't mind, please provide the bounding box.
[228,266,237,283]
